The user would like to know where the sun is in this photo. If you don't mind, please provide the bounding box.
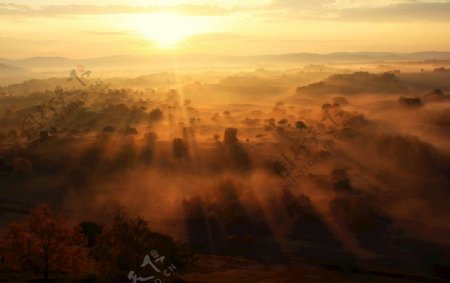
[126,12,212,48]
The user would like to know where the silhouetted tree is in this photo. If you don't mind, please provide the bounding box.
[434,67,450,73]
[172,138,189,159]
[331,169,353,192]
[103,126,115,133]
[295,121,307,129]
[430,89,444,96]
[424,89,448,102]
[222,128,252,171]
[211,113,219,122]
[223,128,238,145]
[214,180,248,233]
[79,221,103,247]
[140,132,158,164]
[1,205,87,282]
[123,127,138,135]
[91,210,192,282]
[329,197,392,247]
[149,108,163,122]
[277,118,288,125]
[242,118,260,126]
[398,97,423,108]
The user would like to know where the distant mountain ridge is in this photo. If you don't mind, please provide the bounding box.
[1,51,450,72]
[0,63,29,75]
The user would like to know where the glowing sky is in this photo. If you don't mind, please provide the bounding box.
[1,0,449,58]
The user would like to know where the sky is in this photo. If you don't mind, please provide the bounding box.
[1,0,450,58]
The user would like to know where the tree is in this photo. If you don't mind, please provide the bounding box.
[329,196,393,246]
[123,127,138,135]
[331,169,353,192]
[79,221,103,247]
[222,128,252,171]
[172,138,189,159]
[149,108,163,122]
[277,118,288,125]
[398,97,423,108]
[103,126,115,133]
[91,210,192,282]
[140,132,158,164]
[1,205,87,282]
[295,121,307,129]
[223,128,238,145]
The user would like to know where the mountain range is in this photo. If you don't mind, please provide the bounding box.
[1,52,450,74]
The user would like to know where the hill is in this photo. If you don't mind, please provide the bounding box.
[0,63,28,76]
[294,72,408,97]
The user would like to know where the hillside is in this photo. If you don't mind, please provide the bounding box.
[294,72,408,97]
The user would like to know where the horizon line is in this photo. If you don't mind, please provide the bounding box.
[2,50,450,61]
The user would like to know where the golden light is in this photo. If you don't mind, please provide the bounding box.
[125,12,216,48]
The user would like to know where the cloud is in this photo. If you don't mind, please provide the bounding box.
[2,1,449,22]
[180,32,252,49]
[266,0,450,22]
[185,32,249,41]
[336,1,450,22]
[0,3,235,17]
[87,31,133,36]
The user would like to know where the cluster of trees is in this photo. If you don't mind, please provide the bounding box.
[0,144,35,177]
[0,87,174,150]
[398,96,423,108]
[0,205,193,282]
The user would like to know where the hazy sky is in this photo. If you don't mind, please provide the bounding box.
[1,0,450,58]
